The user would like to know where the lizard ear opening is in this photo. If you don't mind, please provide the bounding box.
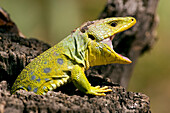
[88,34,95,40]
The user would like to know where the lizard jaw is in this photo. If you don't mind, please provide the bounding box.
[100,35,132,64]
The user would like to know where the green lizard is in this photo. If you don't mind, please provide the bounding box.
[11,17,136,96]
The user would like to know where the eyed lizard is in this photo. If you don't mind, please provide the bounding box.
[11,17,136,96]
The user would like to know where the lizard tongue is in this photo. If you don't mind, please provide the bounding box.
[100,36,132,64]
[100,38,113,49]
[100,35,115,49]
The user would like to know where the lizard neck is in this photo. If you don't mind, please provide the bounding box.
[61,29,90,70]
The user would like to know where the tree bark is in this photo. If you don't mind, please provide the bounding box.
[87,0,159,88]
[0,7,51,87]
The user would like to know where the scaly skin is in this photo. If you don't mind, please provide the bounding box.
[11,17,136,96]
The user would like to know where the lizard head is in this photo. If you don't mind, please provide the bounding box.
[80,17,136,67]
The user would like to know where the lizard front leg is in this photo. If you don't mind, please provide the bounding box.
[71,65,112,96]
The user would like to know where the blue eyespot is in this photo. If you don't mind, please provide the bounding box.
[44,68,51,73]
[28,86,31,91]
[45,78,50,81]
[43,86,46,89]
[36,78,41,82]
[31,75,36,80]
[44,61,47,64]
[33,88,38,93]
[54,52,59,56]
[57,58,63,65]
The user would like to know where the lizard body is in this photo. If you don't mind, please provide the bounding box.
[11,17,136,96]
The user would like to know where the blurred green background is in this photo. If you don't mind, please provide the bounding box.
[1,0,170,112]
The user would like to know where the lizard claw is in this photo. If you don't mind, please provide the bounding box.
[87,86,112,96]
[94,86,100,88]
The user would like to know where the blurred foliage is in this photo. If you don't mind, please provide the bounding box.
[0,0,170,112]
[128,1,170,113]
[0,0,105,44]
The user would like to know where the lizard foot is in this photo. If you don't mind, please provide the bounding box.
[87,86,112,96]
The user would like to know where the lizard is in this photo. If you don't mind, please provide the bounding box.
[11,17,136,96]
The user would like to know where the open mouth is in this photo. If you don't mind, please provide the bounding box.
[100,35,115,50]
[100,35,132,63]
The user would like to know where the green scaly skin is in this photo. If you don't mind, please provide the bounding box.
[11,17,136,96]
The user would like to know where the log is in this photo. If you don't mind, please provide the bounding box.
[0,78,150,112]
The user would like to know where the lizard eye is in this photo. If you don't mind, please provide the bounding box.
[88,34,95,40]
[110,22,117,27]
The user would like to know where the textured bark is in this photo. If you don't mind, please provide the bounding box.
[0,8,51,87]
[87,0,159,88]
[0,78,150,113]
